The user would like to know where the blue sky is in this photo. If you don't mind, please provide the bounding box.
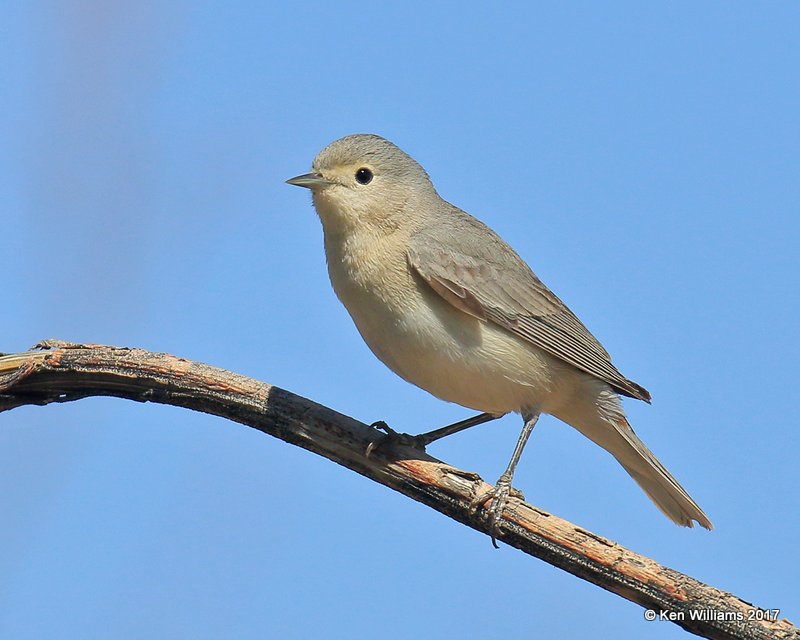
[1,2,798,638]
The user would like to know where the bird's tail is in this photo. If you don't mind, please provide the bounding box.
[606,417,712,529]
[554,388,712,529]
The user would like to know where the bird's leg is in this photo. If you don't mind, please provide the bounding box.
[470,410,540,548]
[414,412,504,446]
[366,412,503,457]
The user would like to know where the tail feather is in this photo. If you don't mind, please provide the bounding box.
[612,417,712,529]
[551,380,712,529]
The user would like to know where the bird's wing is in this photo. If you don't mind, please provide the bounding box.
[407,230,651,402]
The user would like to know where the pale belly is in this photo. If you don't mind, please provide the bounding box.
[333,269,571,415]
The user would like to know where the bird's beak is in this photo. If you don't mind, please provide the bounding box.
[285,172,330,189]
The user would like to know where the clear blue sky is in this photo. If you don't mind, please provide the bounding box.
[2,3,798,638]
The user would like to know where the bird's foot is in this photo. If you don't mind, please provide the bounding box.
[469,472,523,548]
[365,421,428,457]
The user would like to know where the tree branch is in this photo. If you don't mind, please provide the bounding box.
[0,340,795,640]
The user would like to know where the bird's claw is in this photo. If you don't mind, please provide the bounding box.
[366,421,427,457]
[469,473,517,548]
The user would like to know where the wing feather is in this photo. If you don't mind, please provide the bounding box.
[408,236,651,402]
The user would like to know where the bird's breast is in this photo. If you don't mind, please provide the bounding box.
[324,228,428,358]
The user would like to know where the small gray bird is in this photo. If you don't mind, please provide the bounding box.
[287,134,711,541]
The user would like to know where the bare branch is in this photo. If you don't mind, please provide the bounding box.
[0,341,795,640]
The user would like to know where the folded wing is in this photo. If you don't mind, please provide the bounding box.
[407,224,651,402]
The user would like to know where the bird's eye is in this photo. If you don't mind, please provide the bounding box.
[355,167,373,185]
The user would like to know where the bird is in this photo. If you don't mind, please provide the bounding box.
[286,133,712,544]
